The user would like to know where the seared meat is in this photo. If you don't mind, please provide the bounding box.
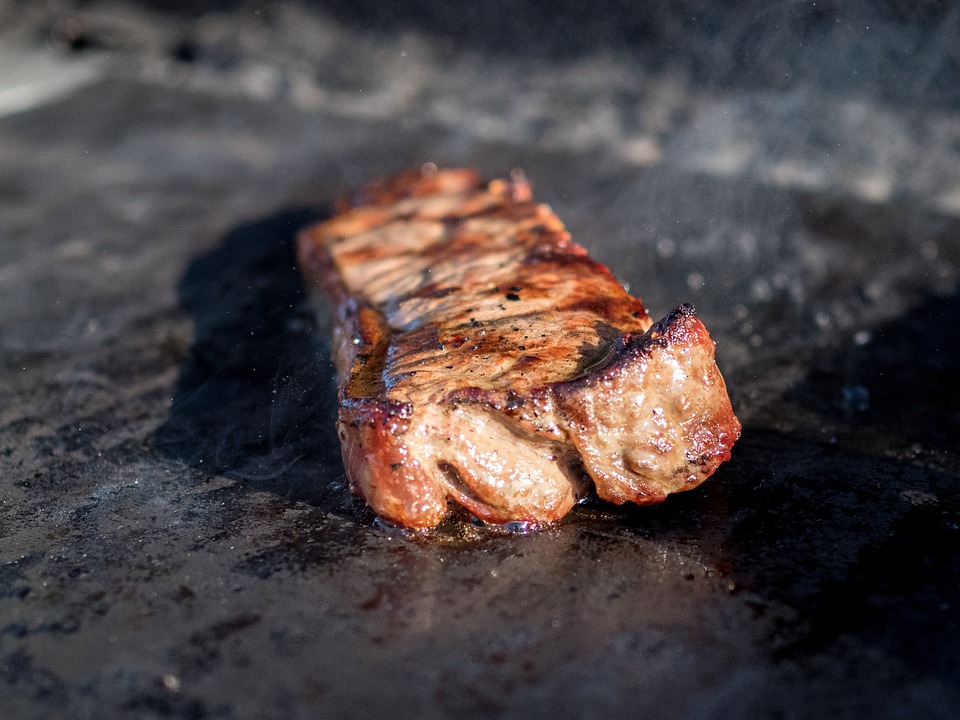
[297,166,740,528]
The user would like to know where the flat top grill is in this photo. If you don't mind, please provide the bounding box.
[1,2,958,718]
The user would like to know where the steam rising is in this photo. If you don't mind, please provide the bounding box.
[5,0,957,490]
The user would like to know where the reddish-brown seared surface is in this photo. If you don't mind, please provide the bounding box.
[298,166,740,528]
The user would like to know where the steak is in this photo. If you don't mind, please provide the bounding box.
[297,165,741,528]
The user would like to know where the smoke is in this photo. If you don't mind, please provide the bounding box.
[9,0,954,490]
[152,208,353,510]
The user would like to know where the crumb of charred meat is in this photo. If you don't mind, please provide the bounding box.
[297,165,740,528]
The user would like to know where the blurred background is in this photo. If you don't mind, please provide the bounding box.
[2,1,959,718]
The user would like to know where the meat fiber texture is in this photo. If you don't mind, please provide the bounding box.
[297,166,740,528]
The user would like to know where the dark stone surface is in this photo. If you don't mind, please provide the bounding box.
[1,2,959,718]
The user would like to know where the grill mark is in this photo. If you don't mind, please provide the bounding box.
[343,305,391,399]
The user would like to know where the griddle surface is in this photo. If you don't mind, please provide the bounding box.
[2,2,958,718]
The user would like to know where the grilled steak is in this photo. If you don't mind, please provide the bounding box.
[297,166,740,528]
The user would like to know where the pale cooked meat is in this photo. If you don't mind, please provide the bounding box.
[297,166,741,528]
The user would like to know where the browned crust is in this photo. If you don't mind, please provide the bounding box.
[552,305,740,505]
[297,166,740,528]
